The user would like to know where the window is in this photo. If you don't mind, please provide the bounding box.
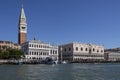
[37,45,38,48]
[101,50,103,53]
[69,48,71,51]
[37,52,38,55]
[53,50,54,54]
[29,51,31,55]
[55,51,57,54]
[29,44,31,47]
[35,52,36,55]
[97,50,99,53]
[81,47,83,51]
[76,47,78,51]
[51,50,52,54]
[93,48,95,52]
[89,49,91,53]
[86,48,88,51]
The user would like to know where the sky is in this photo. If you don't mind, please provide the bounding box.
[0,0,120,48]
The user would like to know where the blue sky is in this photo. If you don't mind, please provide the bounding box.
[0,0,120,48]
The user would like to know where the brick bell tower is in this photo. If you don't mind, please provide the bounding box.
[18,6,27,45]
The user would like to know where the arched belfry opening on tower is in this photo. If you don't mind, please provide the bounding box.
[18,6,27,45]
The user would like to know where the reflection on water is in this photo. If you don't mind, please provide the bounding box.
[0,63,120,80]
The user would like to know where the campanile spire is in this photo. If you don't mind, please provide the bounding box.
[20,5,26,19]
[18,5,27,44]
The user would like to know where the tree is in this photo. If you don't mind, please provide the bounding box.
[8,49,25,60]
[0,51,9,59]
[0,49,25,60]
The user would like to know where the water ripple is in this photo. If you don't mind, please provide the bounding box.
[0,63,120,80]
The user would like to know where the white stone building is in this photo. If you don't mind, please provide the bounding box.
[59,42,104,62]
[21,39,58,61]
[104,48,120,61]
[104,52,120,61]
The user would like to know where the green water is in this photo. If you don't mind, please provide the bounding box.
[0,63,120,80]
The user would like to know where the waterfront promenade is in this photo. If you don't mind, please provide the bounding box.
[1,59,120,65]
